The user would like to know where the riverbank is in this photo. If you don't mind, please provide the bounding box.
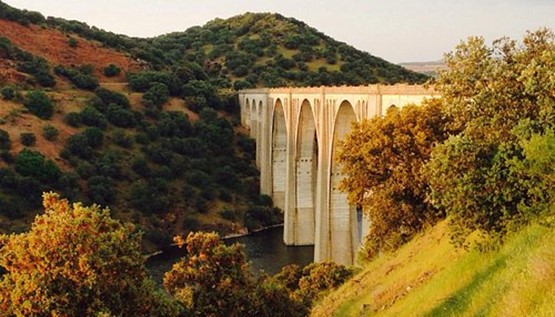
[146,226,314,284]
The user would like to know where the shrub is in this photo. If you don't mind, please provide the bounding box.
[23,90,54,119]
[67,37,77,48]
[94,87,129,108]
[80,106,108,128]
[14,149,60,184]
[64,112,82,127]
[0,129,10,150]
[42,125,59,141]
[19,132,36,146]
[142,82,170,108]
[1,85,17,100]
[112,129,133,148]
[83,127,104,148]
[103,63,121,77]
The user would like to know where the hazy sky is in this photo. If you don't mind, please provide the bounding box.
[4,0,555,63]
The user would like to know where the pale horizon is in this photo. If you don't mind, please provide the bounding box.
[3,0,555,63]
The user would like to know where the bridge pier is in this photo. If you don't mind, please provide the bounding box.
[239,85,434,265]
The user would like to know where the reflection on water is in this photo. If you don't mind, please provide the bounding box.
[146,226,314,283]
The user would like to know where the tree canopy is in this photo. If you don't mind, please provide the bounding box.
[0,192,179,316]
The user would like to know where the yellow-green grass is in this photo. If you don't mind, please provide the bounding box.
[312,220,555,317]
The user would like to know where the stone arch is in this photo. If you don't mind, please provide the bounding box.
[272,99,287,211]
[294,99,318,245]
[245,98,251,129]
[329,100,360,265]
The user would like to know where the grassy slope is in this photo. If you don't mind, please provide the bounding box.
[312,220,555,317]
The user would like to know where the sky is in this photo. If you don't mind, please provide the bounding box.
[3,0,555,63]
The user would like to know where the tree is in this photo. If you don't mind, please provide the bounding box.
[103,63,121,77]
[42,125,59,141]
[0,192,180,316]
[14,149,61,184]
[19,132,36,146]
[0,129,10,150]
[24,90,54,119]
[142,82,170,108]
[164,232,258,316]
[338,101,452,258]
[426,29,555,246]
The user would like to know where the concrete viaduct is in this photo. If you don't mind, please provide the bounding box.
[238,85,435,265]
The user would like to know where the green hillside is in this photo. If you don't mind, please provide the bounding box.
[0,2,427,250]
[312,220,555,317]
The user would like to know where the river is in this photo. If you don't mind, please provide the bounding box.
[146,226,314,283]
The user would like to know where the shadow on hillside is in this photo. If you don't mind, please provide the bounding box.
[423,254,507,317]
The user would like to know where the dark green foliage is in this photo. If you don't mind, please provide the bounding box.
[1,85,17,100]
[23,90,54,119]
[106,104,136,128]
[87,175,116,205]
[142,82,170,108]
[19,132,36,146]
[14,149,61,184]
[127,71,182,95]
[80,106,108,128]
[42,125,59,141]
[103,63,121,77]
[94,87,130,108]
[64,133,93,159]
[112,129,133,148]
[243,206,283,231]
[64,112,82,127]
[54,65,99,90]
[67,37,78,48]
[129,178,171,214]
[0,129,10,150]
[82,127,104,148]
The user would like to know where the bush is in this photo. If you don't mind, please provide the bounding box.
[103,63,121,77]
[42,125,59,141]
[142,82,170,108]
[64,112,82,127]
[112,129,133,148]
[94,87,129,108]
[14,149,60,184]
[0,129,10,150]
[19,132,36,146]
[83,127,104,148]
[67,37,77,48]
[24,90,54,119]
[1,85,17,100]
[80,106,108,128]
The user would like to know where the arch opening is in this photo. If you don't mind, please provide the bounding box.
[272,99,287,211]
[329,100,360,265]
[294,100,318,245]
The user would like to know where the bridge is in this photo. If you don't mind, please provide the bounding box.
[238,85,435,265]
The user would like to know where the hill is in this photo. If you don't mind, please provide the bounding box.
[398,59,446,77]
[0,1,428,250]
[311,220,555,316]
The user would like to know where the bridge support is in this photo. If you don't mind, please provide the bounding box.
[239,85,434,265]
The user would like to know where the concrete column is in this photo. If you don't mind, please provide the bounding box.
[284,96,298,245]
[260,96,272,196]
[314,92,332,262]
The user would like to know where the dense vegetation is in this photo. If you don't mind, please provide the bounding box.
[0,0,427,249]
[0,1,427,89]
[339,29,555,260]
[0,193,353,316]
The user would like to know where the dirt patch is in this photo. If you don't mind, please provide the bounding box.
[0,19,143,81]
